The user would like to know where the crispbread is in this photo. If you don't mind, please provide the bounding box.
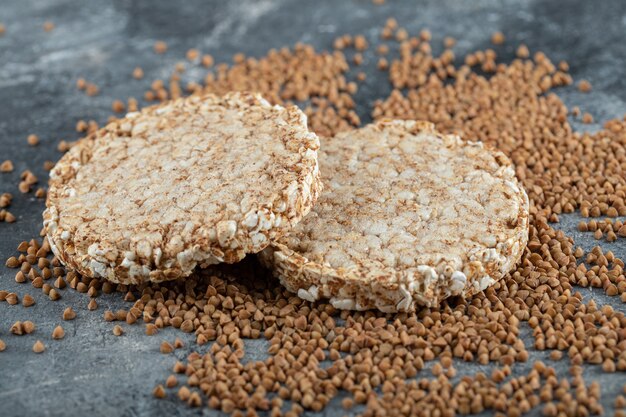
[259,120,529,312]
[44,92,321,284]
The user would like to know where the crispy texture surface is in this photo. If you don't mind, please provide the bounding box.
[44,92,321,284]
[260,120,529,312]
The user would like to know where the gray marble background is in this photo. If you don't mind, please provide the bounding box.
[0,1,625,416]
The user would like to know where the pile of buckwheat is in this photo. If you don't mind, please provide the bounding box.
[1,15,626,417]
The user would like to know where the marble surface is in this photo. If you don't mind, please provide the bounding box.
[0,1,625,416]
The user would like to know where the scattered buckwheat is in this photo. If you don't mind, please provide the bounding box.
[62,307,76,320]
[166,375,178,388]
[201,54,214,68]
[113,325,124,336]
[186,48,199,61]
[1,160,14,172]
[111,100,125,113]
[32,340,45,353]
[26,134,39,146]
[578,79,592,92]
[160,341,174,354]
[22,321,35,334]
[153,384,166,399]
[132,67,144,79]
[491,31,505,44]
[516,44,529,58]
[85,83,99,96]
[52,325,65,340]
[22,294,35,307]
[154,41,167,54]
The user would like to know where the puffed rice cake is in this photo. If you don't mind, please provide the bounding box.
[260,120,529,312]
[44,92,321,284]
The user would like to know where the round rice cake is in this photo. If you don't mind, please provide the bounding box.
[260,120,529,312]
[44,92,321,284]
